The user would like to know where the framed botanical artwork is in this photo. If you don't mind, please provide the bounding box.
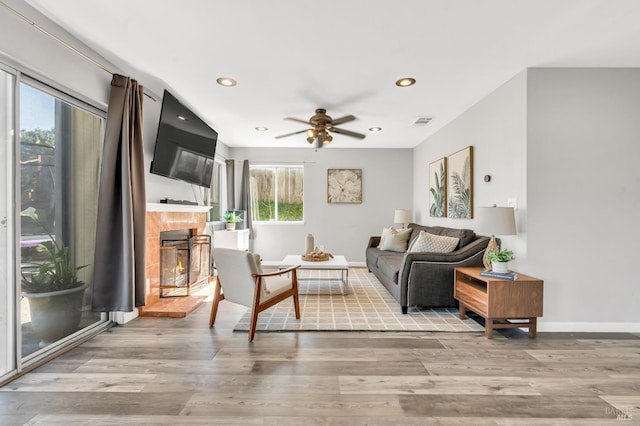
[429,157,447,217]
[327,169,362,203]
[446,146,473,219]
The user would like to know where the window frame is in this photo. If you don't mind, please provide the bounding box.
[250,164,304,224]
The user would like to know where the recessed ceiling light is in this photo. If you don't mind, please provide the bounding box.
[369,127,382,132]
[216,77,237,87]
[395,77,416,87]
[255,126,268,131]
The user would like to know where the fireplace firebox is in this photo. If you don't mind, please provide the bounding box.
[159,229,211,297]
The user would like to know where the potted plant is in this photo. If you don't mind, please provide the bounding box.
[486,248,514,273]
[223,211,242,231]
[20,207,88,347]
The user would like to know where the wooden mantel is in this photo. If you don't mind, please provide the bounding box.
[141,203,211,317]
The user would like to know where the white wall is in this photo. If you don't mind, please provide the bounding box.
[413,67,640,331]
[413,71,528,263]
[1,0,112,109]
[229,147,413,264]
[526,68,640,330]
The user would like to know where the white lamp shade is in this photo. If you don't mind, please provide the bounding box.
[476,206,516,235]
[393,209,412,225]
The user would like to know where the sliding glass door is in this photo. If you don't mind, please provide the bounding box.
[19,79,105,358]
[0,61,110,380]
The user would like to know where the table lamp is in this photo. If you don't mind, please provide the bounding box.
[393,209,412,229]
[476,206,516,269]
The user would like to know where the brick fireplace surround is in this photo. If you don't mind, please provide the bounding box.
[140,203,211,317]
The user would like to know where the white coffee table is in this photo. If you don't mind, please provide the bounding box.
[279,254,349,294]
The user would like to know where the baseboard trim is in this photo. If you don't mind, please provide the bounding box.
[538,321,640,333]
[261,261,367,268]
[112,308,139,325]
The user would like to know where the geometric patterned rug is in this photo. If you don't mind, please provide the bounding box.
[234,267,484,332]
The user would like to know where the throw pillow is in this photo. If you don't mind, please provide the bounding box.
[378,227,412,252]
[408,231,459,253]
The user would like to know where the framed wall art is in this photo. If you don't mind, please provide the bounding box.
[446,146,473,219]
[429,157,447,217]
[327,169,362,203]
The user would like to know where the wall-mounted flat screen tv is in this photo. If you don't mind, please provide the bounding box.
[150,90,218,188]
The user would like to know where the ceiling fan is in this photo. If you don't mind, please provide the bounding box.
[275,108,366,148]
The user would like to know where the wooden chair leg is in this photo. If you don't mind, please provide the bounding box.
[209,278,223,327]
[248,306,260,342]
[248,278,263,342]
[292,271,301,319]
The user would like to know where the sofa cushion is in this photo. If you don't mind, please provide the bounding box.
[378,227,412,252]
[366,247,387,269]
[408,231,459,253]
[377,255,403,284]
[407,223,431,247]
[428,226,476,249]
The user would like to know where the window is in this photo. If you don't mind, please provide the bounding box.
[250,165,303,222]
[204,160,222,221]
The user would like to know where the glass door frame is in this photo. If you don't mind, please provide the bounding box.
[0,62,16,382]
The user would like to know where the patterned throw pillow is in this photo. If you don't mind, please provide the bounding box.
[378,227,413,252]
[408,231,459,253]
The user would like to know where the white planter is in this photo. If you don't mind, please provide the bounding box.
[491,261,509,273]
[226,222,236,231]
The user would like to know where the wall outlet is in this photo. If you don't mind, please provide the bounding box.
[507,198,517,210]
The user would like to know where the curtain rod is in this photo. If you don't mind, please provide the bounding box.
[1,0,156,101]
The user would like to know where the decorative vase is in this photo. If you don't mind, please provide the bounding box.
[305,234,314,254]
[23,284,87,348]
[492,261,509,273]
[226,222,236,231]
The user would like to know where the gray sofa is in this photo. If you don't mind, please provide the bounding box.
[366,223,490,313]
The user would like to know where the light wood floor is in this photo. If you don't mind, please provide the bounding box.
[1,299,639,425]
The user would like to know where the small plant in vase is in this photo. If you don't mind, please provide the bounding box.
[486,248,514,273]
[223,211,242,231]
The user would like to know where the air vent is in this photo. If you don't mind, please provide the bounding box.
[411,117,433,127]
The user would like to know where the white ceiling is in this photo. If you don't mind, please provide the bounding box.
[26,0,640,149]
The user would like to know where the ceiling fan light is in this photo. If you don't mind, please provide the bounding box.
[306,136,315,144]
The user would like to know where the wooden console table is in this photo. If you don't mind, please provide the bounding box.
[454,267,543,338]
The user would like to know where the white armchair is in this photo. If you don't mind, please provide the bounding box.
[210,248,300,341]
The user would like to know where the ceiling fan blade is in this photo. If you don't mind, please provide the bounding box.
[329,127,366,139]
[284,117,311,125]
[331,114,356,126]
[275,129,310,139]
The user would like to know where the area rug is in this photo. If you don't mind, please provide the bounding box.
[233,268,484,332]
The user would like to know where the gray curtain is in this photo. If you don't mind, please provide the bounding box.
[92,74,146,311]
[239,160,253,239]
[225,159,235,209]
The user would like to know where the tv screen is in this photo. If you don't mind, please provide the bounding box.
[150,90,218,188]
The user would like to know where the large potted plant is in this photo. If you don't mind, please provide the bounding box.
[21,207,88,347]
[486,248,514,273]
